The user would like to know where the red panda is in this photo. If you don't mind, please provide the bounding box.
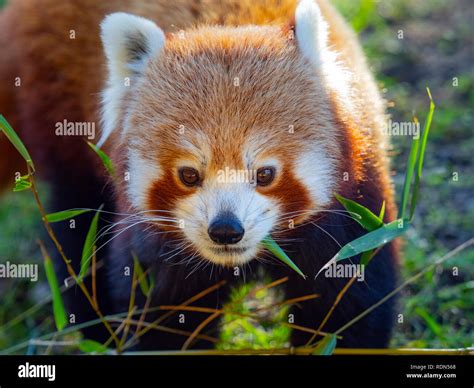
[0,0,399,349]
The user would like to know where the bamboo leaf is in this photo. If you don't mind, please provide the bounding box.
[312,334,337,355]
[147,272,156,296]
[410,88,435,221]
[132,253,150,296]
[379,200,386,220]
[360,249,375,266]
[316,220,410,278]
[78,339,108,354]
[359,201,387,266]
[13,175,32,192]
[43,250,68,331]
[79,206,103,280]
[335,194,383,231]
[148,273,156,297]
[45,209,92,223]
[0,115,35,171]
[87,141,115,178]
[262,236,306,279]
[398,132,420,219]
[335,219,409,261]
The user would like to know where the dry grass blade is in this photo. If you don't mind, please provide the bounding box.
[125,280,227,346]
[182,311,222,350]
[113,318,219,344]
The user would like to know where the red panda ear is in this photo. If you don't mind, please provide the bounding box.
[98,13,165,147]
[100,12,165,80]
[294,1,353,102]
[294,0,329,66]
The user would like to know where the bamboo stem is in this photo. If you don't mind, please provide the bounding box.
[28,166,120,346]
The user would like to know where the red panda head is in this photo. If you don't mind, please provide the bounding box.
[99,0,350,266]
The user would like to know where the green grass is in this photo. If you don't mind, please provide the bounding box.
[218,282,291,350]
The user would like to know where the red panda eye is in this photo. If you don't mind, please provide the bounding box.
[256,167,276,186]
[179,167,200,187]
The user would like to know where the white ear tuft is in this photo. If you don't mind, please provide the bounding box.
[294,0,353,110]
[101,12,165,81]
[295,0,328,66]
[98,13,165,147]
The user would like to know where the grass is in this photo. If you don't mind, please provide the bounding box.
[0,0,473,353]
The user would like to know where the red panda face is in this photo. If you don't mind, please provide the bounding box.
[100,5,345,266]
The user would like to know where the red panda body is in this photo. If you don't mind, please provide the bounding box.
[0,0,399,349]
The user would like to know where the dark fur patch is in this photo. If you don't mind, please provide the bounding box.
[126,31,150,62]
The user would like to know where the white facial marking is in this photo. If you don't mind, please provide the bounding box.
[127,151,161,210]
[294,147,337,208]
[175,180,279,266]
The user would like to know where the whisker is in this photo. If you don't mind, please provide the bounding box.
[82,219,154,271]
[185,255,208,278]
[310,222,342,248]
[163,243,194,263]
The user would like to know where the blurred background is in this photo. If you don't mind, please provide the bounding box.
[0,0,473,353]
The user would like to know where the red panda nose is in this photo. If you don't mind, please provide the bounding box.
[208,214,245,245]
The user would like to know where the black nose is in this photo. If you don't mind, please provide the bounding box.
[208,214,245,245]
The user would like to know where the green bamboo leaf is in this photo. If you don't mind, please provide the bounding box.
[335,219,410,261]
[398,129,420,219]
[0,115,35,171]
[379,200,386,220]
[45,209,92,223]
[87,141,115,178]
[360,249,374,266]
[79,205,103,280]
[43,252,68,331]
[312,334,337,355]
[132,253,150,296]
[262,236,306,279]
[360,201,387,266]
[410,88,435,221]
[78,339,108,354]
[316,220,410,279]
[335,194,383,231]
[149,275,156,296]
[13,175,32,192]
